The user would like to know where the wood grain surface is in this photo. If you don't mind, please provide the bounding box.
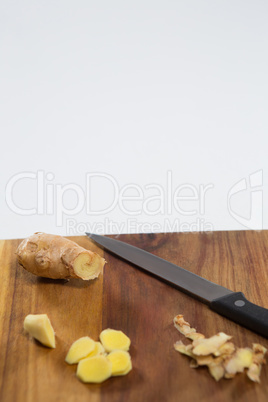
[0,231,267,402]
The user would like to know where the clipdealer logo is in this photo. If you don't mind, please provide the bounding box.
[227,170,263,230]
[6,170,263,233]
[5,170,214,233]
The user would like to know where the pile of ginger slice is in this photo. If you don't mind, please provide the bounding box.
[173,315,267,383]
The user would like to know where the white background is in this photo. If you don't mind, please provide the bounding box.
[0,1,267,240]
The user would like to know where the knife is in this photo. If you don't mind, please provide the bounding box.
[86,233,268,338]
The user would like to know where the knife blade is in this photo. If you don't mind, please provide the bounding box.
[86,233,268,338]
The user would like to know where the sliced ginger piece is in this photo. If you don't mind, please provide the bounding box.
[85,341,105,359]
[76,355,112,383]
[24,314,55,348]
[107,350,132,376]
[100,329,131,352]
[117,361,132,376]
[65,336,95,364]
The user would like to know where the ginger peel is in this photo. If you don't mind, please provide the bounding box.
[173,314,267,383]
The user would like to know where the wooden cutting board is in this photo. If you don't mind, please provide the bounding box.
[0,231,267,402]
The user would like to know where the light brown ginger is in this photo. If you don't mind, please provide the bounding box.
[16,232,105,280]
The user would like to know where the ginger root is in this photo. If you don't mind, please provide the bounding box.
[100,329,131,352]
[65,336,96,364]
[24,314,55,348]
[76,355,112,383]
[173,314,267,383]
[16,232,105,280]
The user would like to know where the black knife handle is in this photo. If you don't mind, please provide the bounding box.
[210,292,268,338]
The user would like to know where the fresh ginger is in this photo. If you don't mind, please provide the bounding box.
[107,350,132,376]
[76,355,112,383]
[24,314,55,348]
[100,329,131,352]
[65,337,96,364]
[16,232,105,280]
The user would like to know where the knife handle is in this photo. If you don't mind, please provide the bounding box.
[210,292,268,338]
